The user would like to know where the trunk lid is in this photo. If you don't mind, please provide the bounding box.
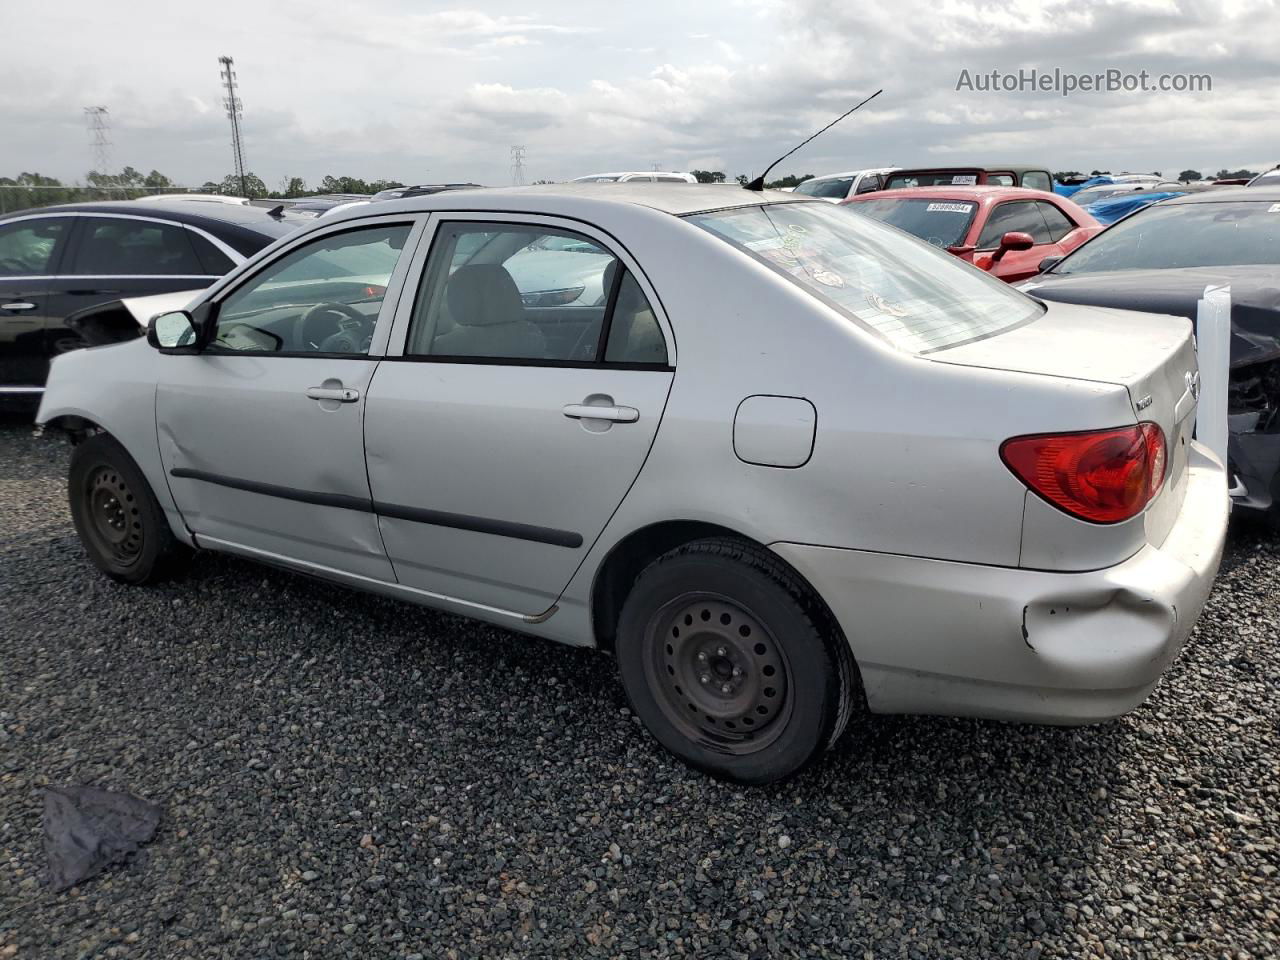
[933,300,1199,545]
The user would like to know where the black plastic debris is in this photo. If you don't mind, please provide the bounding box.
[43,785,162,891]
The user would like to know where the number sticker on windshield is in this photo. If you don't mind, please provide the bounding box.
[926,202,972,213]
[951,175,978,185]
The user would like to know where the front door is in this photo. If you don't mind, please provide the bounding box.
[364,216,674,616]
[974,200,1062,283]
[0,215,75,391]
[156,218,421,580]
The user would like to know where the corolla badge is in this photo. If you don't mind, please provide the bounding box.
[1185,370,1201,400]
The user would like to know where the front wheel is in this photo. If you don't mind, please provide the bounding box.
[68,433,190,584]
[615,538,858,784]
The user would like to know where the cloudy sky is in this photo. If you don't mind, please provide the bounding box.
[2,0,1277,189]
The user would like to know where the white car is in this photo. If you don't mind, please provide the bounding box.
[572,171,698,184]
[37,184,1228,784]
[791,167,898,201]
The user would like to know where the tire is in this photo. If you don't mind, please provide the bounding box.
[615,537,858,785]
[68,433,190,584]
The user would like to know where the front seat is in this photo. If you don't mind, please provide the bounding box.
[432,264,546,359]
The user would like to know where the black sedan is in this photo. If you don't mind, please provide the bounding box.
[1,199,305,405]
[1022,187,1280,522]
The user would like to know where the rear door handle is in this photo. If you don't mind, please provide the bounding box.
[1,302,36,311]
[562,403,639,423]
[306,386,360,403]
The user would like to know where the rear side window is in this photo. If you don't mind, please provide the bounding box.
[605,271,667,365]
[71,218,204,275]
[976,201,1052,248]
[186,231,236,274]
[1036,202,1077,242]
[0,217,71,276]
[794,177,854,199]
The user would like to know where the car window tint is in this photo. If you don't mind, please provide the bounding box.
[854,175,882,194]
[0,218,70,276]
[211,223,410,354]
[976,201,1051,248]
[71,218,205,275]
[1022,171,1052,191]
[1036,202,1076,242]
[851,198,977,249]
[407,221,618,362]
[186,231,236,274]
[605,270,667,365]
[795,177,854,199]
[987,174,1016,187]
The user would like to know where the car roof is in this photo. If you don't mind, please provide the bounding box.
[333,182,811,219]
[887,164,1049,175]
[846,185,1060,204]
[4,199,305,237]
[1161,185,1280,204]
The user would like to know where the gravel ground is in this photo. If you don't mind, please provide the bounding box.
[1,415,1277,960]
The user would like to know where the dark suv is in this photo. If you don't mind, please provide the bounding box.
[0,200,305,404]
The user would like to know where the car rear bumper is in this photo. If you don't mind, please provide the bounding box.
[772,442,1230,724]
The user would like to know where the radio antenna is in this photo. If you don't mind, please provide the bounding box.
[743,89,883,191]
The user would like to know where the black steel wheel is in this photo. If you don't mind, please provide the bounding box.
[616,537,858,784]
[648,595,793,755]
[68,433,190,584]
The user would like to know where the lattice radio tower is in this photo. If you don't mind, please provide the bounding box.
[84,107,112,175]
[510,145,527,186]
[219,56,248,196]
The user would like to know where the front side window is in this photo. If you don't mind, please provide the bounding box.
[849,198,977,249]
[689,201,1041,354]
[976,201,1052,248]
[408,222,621,362]
[1053,201,1280,274]
[1022,171,1052,191]
[986,174,1016,187]
[71,218,205,275]
[211,223,410,354]
[0,218,70,276]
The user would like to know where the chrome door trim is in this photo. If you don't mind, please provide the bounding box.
[0,385,44,394]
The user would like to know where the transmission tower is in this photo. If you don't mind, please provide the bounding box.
[510,145,527,186]
[219,56,248,196]
[84,107,112,175]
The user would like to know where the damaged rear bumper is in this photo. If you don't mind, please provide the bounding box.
[772,443,1230,725]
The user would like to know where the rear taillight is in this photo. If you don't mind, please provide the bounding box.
[1000,423,1167,524]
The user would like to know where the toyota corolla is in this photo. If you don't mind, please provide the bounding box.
[37,184,1229,784]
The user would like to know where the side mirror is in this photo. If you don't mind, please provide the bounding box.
[1038,255,1062,273]
[146,310,200,353]
[989,231,1035,263]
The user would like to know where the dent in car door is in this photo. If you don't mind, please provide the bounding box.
[364,217,674,616]
[157,219,422,580]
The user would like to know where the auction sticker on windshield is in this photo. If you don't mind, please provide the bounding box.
[926,203,973,214]
[951,175,978,185]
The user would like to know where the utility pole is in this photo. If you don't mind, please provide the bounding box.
[219,56,248,196]
[84,107,112,177]
[510,145,527,186]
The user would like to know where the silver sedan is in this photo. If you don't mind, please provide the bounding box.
[37,184,1229,784]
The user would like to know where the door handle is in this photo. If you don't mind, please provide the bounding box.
[562,403,639,423]
[1,302,36,311]
[306,386,360,403]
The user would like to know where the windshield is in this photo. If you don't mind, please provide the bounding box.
[1053,201,1280,274]
[794,177,854,199]
[688,202,1041,354]
[848,197,977,248]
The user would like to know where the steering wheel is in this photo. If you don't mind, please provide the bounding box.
[295,302,368,352]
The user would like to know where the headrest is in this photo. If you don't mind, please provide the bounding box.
[445,264,524,327]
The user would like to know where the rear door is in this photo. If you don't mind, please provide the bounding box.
[364,214,675,617]
[0,214,75,392]
[156,217,422,579]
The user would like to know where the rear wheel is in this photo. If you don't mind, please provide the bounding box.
[615,538,857,784]
[68,434,190,584]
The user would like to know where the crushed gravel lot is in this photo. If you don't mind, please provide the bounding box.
[1,414,1277,959]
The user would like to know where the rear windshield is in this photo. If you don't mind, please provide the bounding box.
[688,202,1042,354]
[1053,201,1280,274]
[848,197,977,249]
[794,177,854,199]
[884,171,982,189]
